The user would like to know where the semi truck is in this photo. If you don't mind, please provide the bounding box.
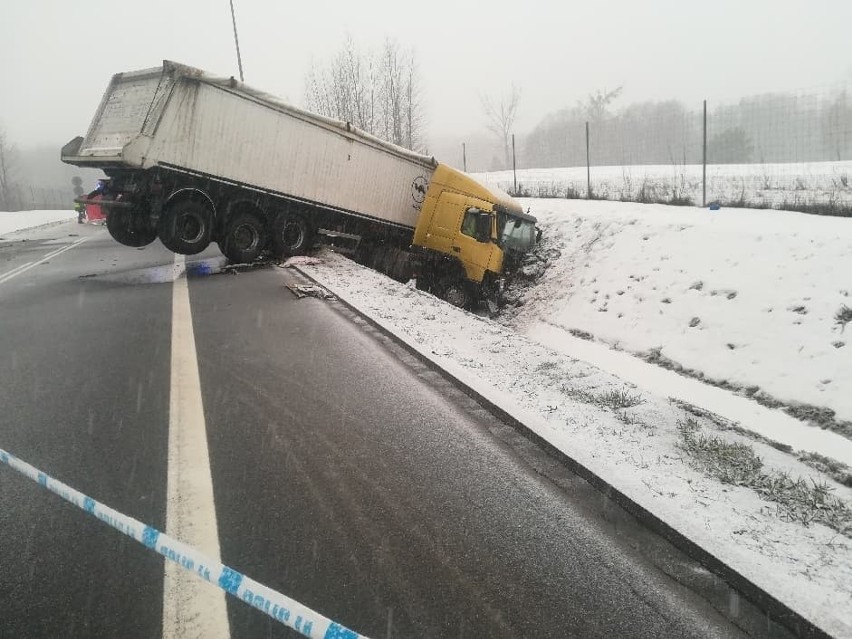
[61,61,538,308]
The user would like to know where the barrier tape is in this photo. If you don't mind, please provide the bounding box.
[0,447,367,639]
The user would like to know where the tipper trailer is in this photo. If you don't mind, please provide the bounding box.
[62,61,538,307]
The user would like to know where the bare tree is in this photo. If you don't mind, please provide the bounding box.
[404,53,424,151]
[305,36,375,134]
[377,39,423,150]
[379,39,403,145]
[304,37,424,152]
[0,126,18,211]
[579,86,623,121]
[482,86,521,169]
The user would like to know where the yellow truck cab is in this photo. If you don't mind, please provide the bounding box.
[413,164,538,308]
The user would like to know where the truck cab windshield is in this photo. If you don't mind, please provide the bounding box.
[497,213,536,252]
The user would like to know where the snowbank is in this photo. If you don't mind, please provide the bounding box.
[296,252,852,638]
[511,199,852,429]
[0,210,75,236]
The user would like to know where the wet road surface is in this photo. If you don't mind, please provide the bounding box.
[0,222,746,638]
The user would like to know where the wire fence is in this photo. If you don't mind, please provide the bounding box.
[0,182,75,212]
[466,83,852,216]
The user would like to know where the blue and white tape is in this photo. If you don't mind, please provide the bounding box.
[0,447,367,639]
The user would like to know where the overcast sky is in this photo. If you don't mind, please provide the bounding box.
[1,0,850,151]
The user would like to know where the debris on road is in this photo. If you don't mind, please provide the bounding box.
[219,259,272,275]
[281,256,323,268]
[286,284,336,300]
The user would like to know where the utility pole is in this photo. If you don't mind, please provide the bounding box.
[229,0,245,82]
[462,143,467,172]
[585,121,591,199]
[702,100,707,207]
[512,134,517,194]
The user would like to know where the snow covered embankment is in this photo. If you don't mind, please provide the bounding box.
[298,251,852,638]
[0,210,75,237]
[509,199,852,438]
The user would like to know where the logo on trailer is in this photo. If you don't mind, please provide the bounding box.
[411,176,428,205]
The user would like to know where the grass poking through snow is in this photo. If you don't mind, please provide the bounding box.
[835,304,852,332]
[798,452,852,488]
[678,419,762,483]
[565,386,646,410]
[678,419,852,536]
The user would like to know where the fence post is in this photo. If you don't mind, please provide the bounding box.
[702,100,707,207]
[462,143,467,172]
[511,133,517,194]
[585,121,591,199]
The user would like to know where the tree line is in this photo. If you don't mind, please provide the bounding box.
[0,127,16,211]
[304,36,424,153]
[523,88,852,168]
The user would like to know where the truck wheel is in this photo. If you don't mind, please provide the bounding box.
[158,201,213,255]
[106,209,157,247]
[220,212,268,263]
[272,214,312,256]
[440,280,473,309]
[415,274,433,292]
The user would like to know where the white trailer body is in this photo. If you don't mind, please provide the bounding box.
[62,61,538,308]
[64,61,436,230]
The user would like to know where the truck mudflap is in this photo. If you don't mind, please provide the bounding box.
[479,271,506,314]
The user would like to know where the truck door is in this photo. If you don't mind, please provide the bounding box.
[448,197,495,283]
[424,191,494,283]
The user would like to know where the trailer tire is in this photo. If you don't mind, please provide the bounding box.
[158,200,213,255]
[272,213,312,256]
[106,209,157,248]
[220,212,268,263]
[415,274,434,293]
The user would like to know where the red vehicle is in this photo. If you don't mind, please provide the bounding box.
[75,182,108,224]
[83,191,106,223]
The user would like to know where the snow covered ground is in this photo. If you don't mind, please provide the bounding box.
[0,210,75,236]
[475,161,852,211]
[506,199,852,435]
[526,323,852,466]
[295,249,852,638]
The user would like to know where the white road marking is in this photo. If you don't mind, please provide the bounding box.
[0,237,89,285]
[164,253,231,639]
[0,261,34,282]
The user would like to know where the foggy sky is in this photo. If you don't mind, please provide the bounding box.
[2,0,851,152]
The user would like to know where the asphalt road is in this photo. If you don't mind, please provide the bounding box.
[0,221,748,638]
